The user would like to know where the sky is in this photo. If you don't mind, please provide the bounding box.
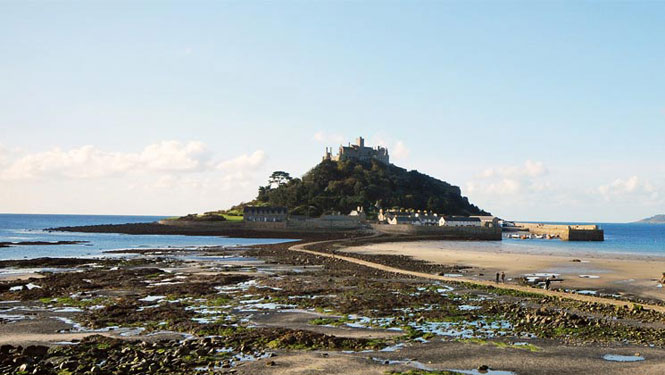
[1,1,664,222]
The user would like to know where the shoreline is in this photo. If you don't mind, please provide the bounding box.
[341,240,665,302]
[437,238,665,261]
[3,233,665,374]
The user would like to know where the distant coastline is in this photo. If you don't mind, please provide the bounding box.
[635,214,665,224]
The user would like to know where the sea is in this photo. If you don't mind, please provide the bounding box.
[0,214,292,260]
[440,222,665,258]
[504,222,665,257]
[1,214,664,260]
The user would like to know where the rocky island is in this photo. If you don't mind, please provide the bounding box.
[1,138,658,374]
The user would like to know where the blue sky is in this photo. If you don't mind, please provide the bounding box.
[1,1,663,222]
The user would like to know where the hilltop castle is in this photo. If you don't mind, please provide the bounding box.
[323,137,389,164]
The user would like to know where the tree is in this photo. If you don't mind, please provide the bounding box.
[255,160,489,217]
[268,171,292,188]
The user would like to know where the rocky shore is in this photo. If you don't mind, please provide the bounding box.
[47,222,363,239]
[0,241,88,248]
[1,235,665,374]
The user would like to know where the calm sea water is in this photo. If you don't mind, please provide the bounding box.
[502,222,665,257]
[1,215,663,260]
[0,214,292,260]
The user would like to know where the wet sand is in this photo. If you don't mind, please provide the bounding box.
[341,241,665,301]
[4,236,665,375]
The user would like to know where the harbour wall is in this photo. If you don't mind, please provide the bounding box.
[159,218,367,232]
[515,223,604,241]
[371,224,502,240]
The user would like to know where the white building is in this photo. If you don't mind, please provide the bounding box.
[414,211,439,225]
[348,206,367,221]
[470,216,500,227]
[439,216,482,227]
[388,215,420,225]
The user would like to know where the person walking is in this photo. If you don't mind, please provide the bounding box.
[545,278,551,290]
[501,272,505,283]
[495,272,500,283]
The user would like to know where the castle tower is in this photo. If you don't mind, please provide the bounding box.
[323,136,389,164]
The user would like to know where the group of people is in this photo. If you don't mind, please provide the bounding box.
[495,271,505,283]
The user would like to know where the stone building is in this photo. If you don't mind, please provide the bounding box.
[439,216,481,227]
[470,216,500,228]
[348,206,367,221]
[323,137,389,164]
[379,209,439,226]
[243,206,288,222]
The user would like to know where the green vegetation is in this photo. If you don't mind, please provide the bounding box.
[309,317,343,326]
[175,208,244,222]
[253,159,487,217]
[456,337,488,345]
[220,214,243,222]
[40,296,111,308]
[456,338,541,352]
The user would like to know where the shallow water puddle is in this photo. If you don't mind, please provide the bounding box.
[344,315,397,330]
[139,295,166,302]
[602,354,645,362]
[450,369,516,375]
[52,307,84,313]
[379,343,405,352]
[410,319,512,339]
[0,314,30,322]
[523,273,559,283]
[53,341,79,345]
[194,350,274,371]
[9,282,41,291]
[370,357,433,371]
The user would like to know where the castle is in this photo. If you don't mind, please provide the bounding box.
[323,137,389,164]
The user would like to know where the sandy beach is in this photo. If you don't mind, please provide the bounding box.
[341,240,665,302]
[3,236,665,374]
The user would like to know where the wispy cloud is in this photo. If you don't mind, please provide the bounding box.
[467,160,549,196]
[477,160,547,179]
[371,136,410,161]
[597,176,658,202]
[217,150,266,171]
[392,140,410,160]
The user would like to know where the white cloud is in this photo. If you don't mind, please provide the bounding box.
[467,178,521,195]
[0,141,263,182]
[0,145,7,166]
[139,141,208,171]
[213,150,268,189]
[467,160,550,197]
[368,136,410,161]
[597,176,658,201]
[217,150,266,171]
[2,145,134,180]
[393,140,410,160]
[477,160,547,179]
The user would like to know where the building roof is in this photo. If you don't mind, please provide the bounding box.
[393,216,418,223]
[243,206,288,213]
[442,216,481,222]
